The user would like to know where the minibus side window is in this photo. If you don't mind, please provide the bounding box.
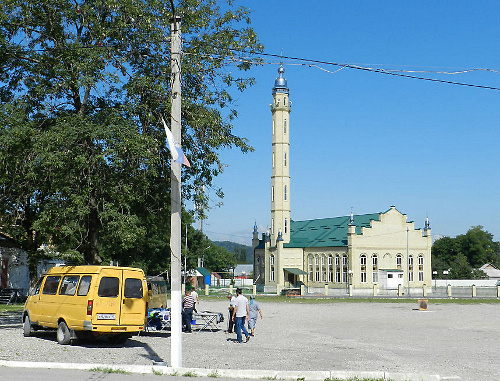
[124,278,143,298]
[30,277,44,296]
[98,277,119,297]
[59,275,80,295]
[77,275,92,296]
[42,276,61,295]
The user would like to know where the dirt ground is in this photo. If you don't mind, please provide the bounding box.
[1,298,499,381]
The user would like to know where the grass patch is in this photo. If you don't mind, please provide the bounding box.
[325,378,391,381]
[0,304,24,313]
[152,368,163,375]
[208,370,219,378]
[183,371,198,377]
[256,296,500,304]
[90,367,131,375]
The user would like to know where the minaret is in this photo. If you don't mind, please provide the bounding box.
[252,221,259,249]
[270,65,291,245]
[423,216,431,237]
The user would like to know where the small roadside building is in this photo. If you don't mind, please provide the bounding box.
[0,232,30,296]
[479,264,500,280]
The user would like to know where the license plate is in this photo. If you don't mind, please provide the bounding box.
[97,313,116,320]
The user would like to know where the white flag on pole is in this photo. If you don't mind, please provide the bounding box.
[162,117,191,167]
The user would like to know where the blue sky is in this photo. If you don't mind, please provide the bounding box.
[199,1,500,246]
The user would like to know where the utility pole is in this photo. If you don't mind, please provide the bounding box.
[169,13,183,368]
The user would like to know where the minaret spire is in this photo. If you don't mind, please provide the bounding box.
[270,64,291,245]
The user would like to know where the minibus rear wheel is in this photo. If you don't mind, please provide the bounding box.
[57,321,72,345]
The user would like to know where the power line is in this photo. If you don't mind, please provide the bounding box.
[207,48,500,91]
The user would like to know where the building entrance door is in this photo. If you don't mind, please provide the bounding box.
[1,259,8,288]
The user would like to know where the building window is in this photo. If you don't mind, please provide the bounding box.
[272,120,275,135]
[284,218,288,234]
[335,255,341,283]
[284,152,287,167]
[271,186,274,202]
[271,218,274,235]
[272,152,275,168]
[396,254,402,270]
[418,255,424,282]
[342,255,348,283]
[270,254,275,282]
[321,255,326,282]
[314,255,319,282]
[308,255,313,281]
[408,255,414,282]
[284,118,287,134]
[328,255,333,282]
[372,255,378,283]
[284,185,287,201]
[360,255,367,283]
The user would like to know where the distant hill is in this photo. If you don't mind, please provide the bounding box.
[211,241,252,264]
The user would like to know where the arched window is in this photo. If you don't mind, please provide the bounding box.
[335,255,341,283]
[272,152,275,168]
[360,255,367,283]
[271,218,274,235]
[284,118,287,134]
[408,255,414,282]
[372,255,378,283]
[271,186,274,202]
[328,255,333,282]
[321,255,326,282]
[313,255,319,282]
[308,255,313,281]
[284,185,287,201]
[342,255,348,283]
[270,254,275,282]
[418,255,424,282]
[396,254,402,270]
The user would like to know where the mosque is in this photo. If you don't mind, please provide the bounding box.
[252,66,432,295]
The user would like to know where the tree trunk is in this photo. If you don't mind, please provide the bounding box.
[84,190,102,264]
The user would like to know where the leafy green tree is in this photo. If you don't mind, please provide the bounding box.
[203,245,237,273]
[456,226,497,268]
[432,226,499,279]
[448,253,472,280]
[0,0,262,272]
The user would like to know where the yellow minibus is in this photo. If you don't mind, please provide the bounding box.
[23,266,147,344]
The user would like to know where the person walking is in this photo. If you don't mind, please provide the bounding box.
[181,289,195,333]
[247,295,263,336]
[226,293,236,333]
[191,288,199,312]
[232,288,250,343]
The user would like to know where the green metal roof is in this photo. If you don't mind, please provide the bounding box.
[285,212,381,248]
[283,267,308,275]
[197,267,211,277]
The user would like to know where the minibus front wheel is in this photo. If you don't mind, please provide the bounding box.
[57,321,72,345]
[23,314,33,337]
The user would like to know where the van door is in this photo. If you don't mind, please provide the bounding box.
[120,269,147,327]
[92,268,122,326]
[25,277,44,323]
[38,275,62,327]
